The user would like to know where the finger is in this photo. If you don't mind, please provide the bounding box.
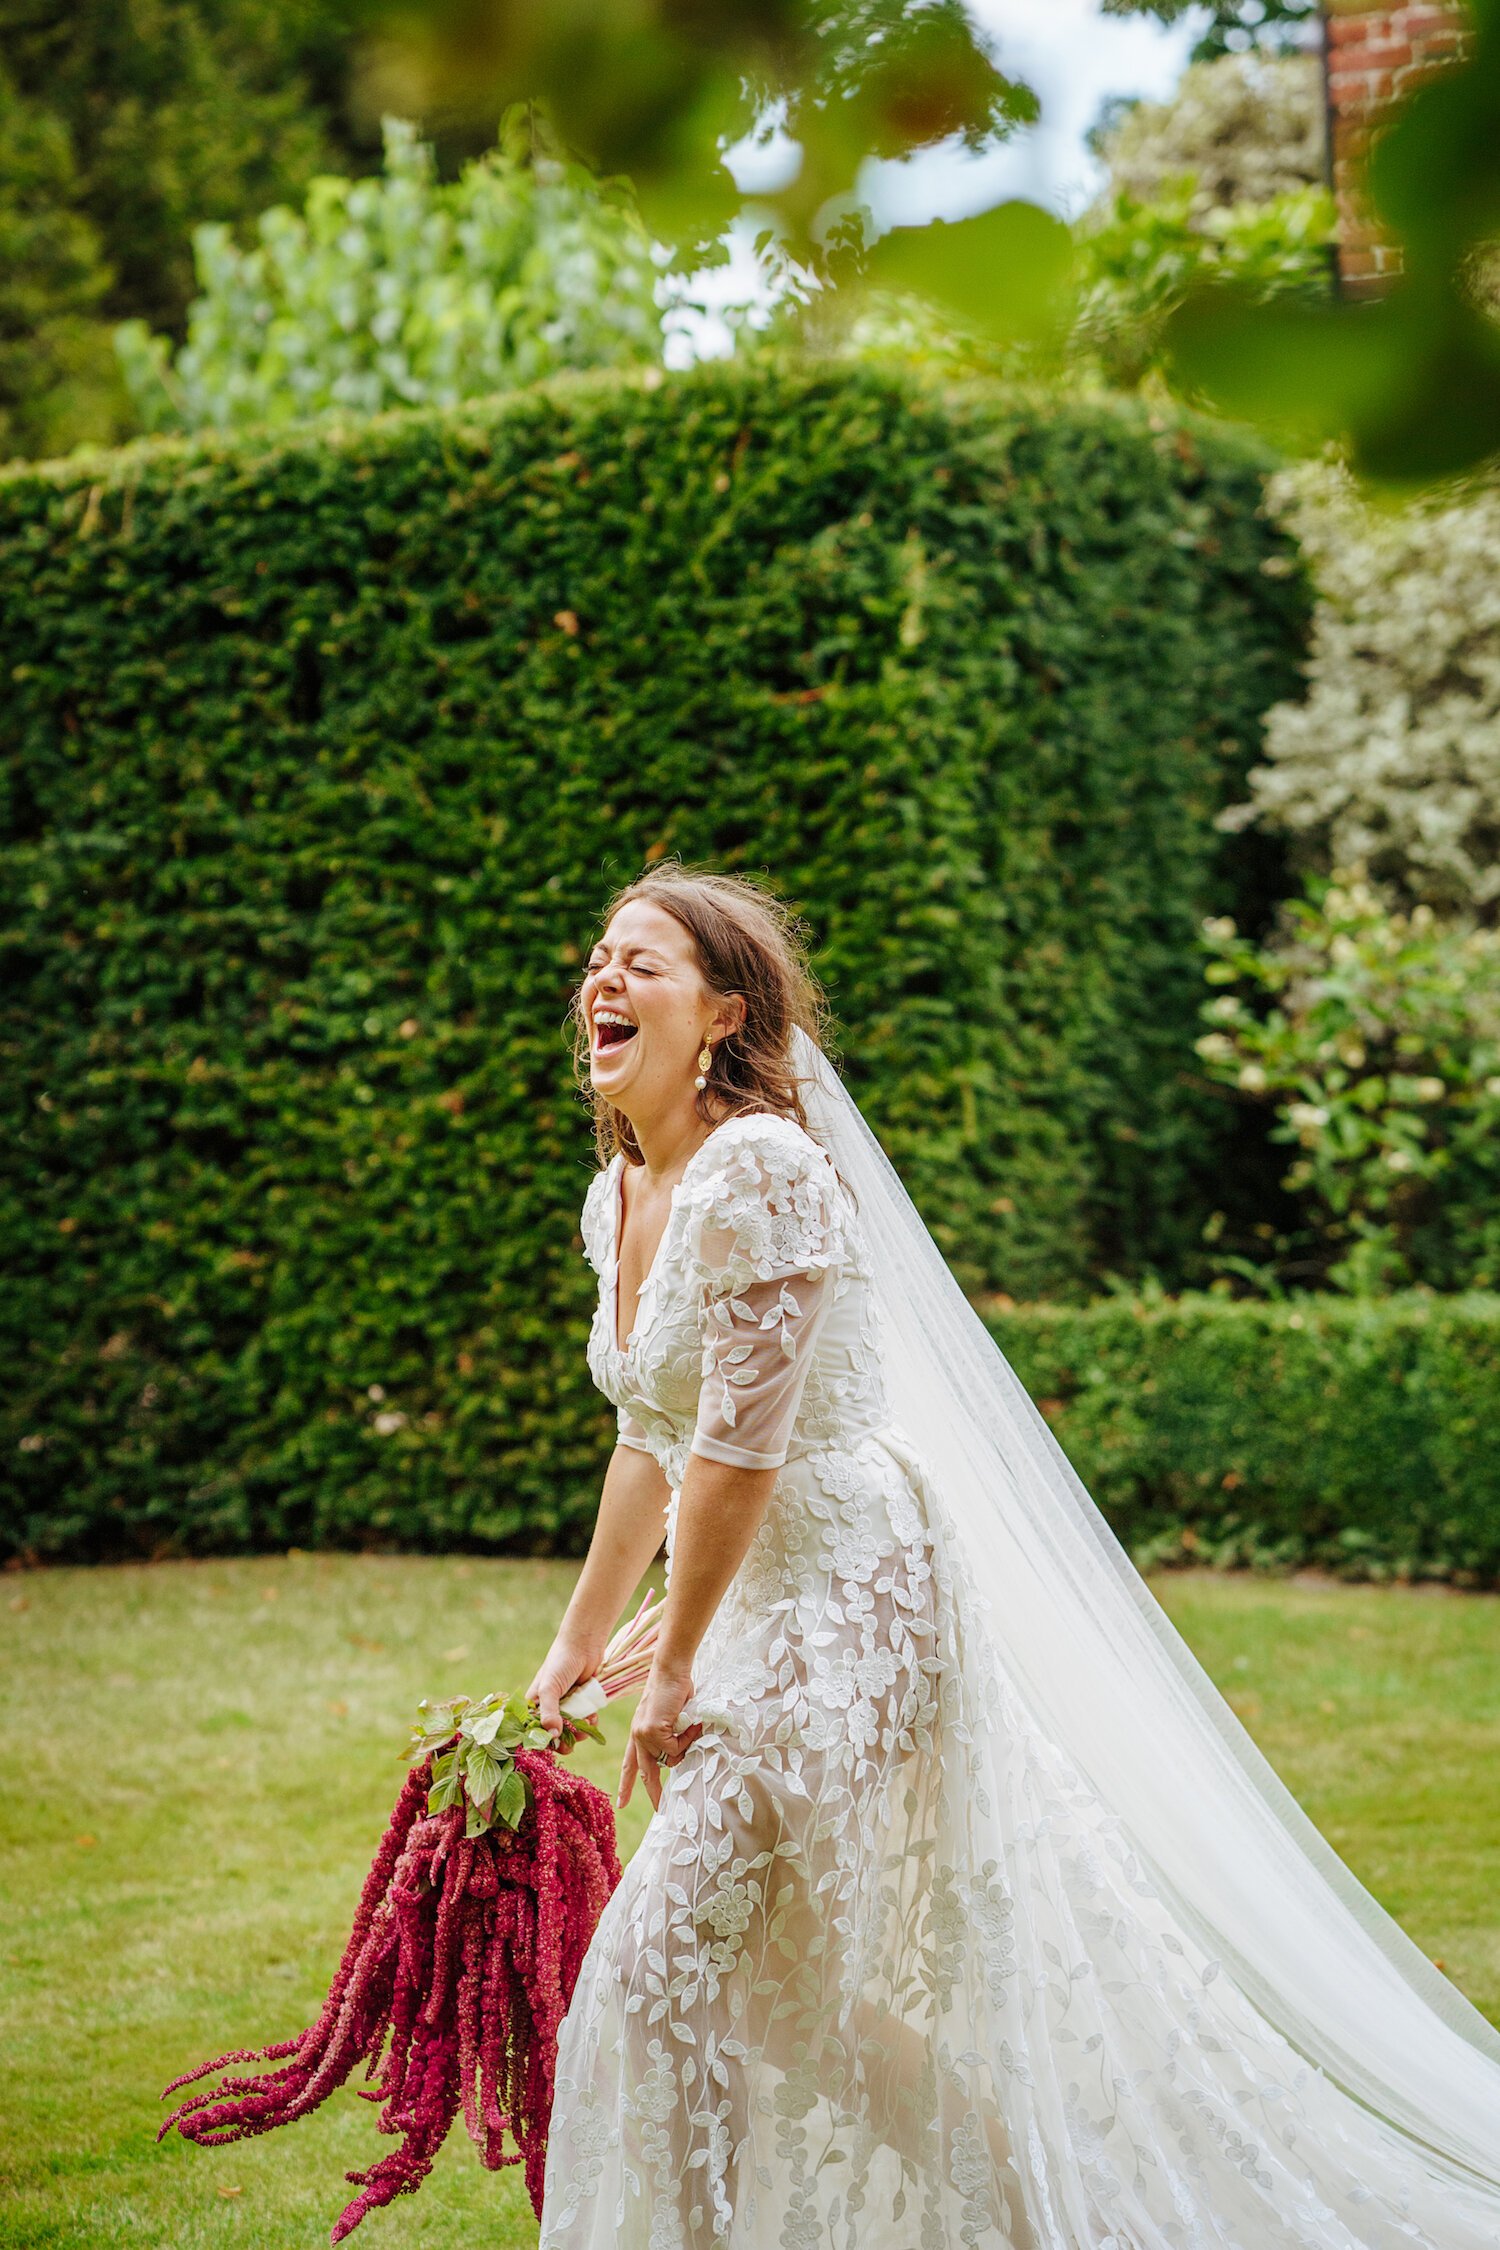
[617,1740,636,1810]
[642,1753,661,1812]
[534,1682,563,1736]
[654,1724,702,1765]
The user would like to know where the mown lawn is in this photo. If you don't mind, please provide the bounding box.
[3,1556,1498,2248]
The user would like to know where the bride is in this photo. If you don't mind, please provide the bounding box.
[529,862,1500,2249]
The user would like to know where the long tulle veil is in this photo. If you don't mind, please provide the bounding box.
[789,1022,1500,2189]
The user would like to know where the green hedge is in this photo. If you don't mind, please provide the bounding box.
[985,1292,1500,1583]
[0,363,1308,1561]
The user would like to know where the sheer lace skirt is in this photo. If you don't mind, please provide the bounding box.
[540,1438,1500,2250]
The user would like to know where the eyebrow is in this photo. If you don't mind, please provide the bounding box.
[587,941,665,963]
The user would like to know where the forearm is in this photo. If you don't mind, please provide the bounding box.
[558,1443,671,1654]
[651,1452,780,1675]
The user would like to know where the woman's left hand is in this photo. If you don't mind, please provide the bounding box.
[619,1665,703,1813]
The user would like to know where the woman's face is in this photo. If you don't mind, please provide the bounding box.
[581,899,737,1121]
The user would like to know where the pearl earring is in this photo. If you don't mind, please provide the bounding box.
[694,1041,713,1090]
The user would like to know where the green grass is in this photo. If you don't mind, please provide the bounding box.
[3,1557,1498,2247]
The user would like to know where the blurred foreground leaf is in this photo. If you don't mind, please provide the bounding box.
[868,199,1074,345]
[1168,280,1500,481]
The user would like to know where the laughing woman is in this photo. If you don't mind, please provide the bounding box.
[529,861,1500,2250]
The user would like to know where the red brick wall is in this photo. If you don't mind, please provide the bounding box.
[1325,2,1470,292]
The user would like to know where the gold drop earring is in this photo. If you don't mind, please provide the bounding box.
[693,1039,713,1091]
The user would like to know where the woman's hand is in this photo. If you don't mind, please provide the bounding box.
[526,1635,605,1751]
[618,1664,703,1813]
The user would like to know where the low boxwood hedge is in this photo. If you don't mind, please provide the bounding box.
[984,1291,1500,1583]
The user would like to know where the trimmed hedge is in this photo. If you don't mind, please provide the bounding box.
[0,363,1308,1561]
[985,1291,1500,1583]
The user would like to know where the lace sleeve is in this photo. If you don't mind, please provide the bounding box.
[682,1118,849,1472]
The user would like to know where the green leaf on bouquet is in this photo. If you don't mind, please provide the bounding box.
[464,1742,505,1806]
[464,1793,492,1839]
[411,1721,458,1759]
[466,1706,505,1747]
[493,1767,529,1832]
[411,1696,465,1753]
[427,1762,462,1815]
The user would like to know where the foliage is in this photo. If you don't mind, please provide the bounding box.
[3,0,1495,480]
[415,1690,566,1836]
[412,1590,657,1834]
[1069,179,1335,391]
[1054,50,1334,392]
[0,64,132,461]
[1102,0,1321,64]
[988,1287,1500,1583]
[351,0,1500,483]
[1233,455,1500,918]
[356,0,1035,278]
[783,184,1332,395]
[0,363,1307,1561]
[1092,51,1326,214]
[1195,873,1500,1293]
[0,0,363,336]
[116,112,665,436]
[0,0,369,456]
[1166,0,1500,483]
[796,49,1333,394]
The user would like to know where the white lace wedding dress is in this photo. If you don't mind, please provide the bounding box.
[538,1110,1500,2250]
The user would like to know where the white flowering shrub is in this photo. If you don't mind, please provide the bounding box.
[1094,52,1326,215]
[1196,872,1500,1292]
[1233,458,1500,917]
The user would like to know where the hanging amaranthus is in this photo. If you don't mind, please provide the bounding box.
[159,1591,664,2238]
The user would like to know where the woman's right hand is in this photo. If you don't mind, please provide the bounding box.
[526,1634,605,1751]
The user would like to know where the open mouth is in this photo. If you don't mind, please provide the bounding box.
[594,1018,638,1054]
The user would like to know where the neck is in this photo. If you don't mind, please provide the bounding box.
[625,1104,717,1183]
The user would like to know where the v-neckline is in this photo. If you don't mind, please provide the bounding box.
[605,1114,772,1357]
[609,1150,689,1358]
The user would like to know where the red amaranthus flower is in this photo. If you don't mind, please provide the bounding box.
[159,1593,663,2238]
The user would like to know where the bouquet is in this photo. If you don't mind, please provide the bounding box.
[159,1590,663,2239]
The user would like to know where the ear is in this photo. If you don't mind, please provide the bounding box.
[713,994,747,1043]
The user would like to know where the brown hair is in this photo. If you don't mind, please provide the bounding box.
[568,858,841,1172]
